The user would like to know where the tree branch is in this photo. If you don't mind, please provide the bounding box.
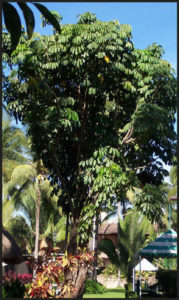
[121,126,134,145]
[51,151,74,213]
[76,88,88,168]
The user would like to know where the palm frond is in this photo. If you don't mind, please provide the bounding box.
[98,239,120,267]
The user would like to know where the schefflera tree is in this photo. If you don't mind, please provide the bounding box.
[3,12,176,255]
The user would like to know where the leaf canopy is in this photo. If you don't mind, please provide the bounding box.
[3,12,177,244]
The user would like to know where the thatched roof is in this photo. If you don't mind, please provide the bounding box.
[2,226,23,264]
[98,223,118,235]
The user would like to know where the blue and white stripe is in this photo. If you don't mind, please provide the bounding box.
[139,229,177,257]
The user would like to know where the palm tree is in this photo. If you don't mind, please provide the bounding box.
[2,2,61,53]
[5,160,64,261]
[98,210,155,283]
[2,115,30,182]
[160,165,177,232]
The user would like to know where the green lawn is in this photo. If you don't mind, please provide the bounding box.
[83,287,125,298]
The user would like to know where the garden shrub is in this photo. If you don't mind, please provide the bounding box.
[126,291,139,298]
[125,282,138,298]
[84,279,107,294]
[2,271,32,298]
[24,248,94,298]
[125,282,133,291]
[102,264,118,278]
[156,269,177,297]
[153,257,177,270]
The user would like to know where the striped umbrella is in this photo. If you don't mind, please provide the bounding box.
[139,229,177,257]
[135,229,177,297]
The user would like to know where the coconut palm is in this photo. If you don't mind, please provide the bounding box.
[2,198,15,229]
[167,164,177,200]
[98,210,155,283]
[160,165,177,231]
[7,216,34,253]
[5,160,64,260]
[2,114,30,182]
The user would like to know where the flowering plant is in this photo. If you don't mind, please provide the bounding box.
[2,271,33,298]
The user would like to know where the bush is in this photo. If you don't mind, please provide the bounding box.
[2,271,32,298]
[25,248,94,298]
[101,264,118,278]
[126,291,138,298]
[124,282,133,291]
[84,279,107,294]
[156,269,177,297]
[125,282,138,298]
[153,257,177,270]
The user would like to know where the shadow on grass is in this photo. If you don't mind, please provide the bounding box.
[107,288,125,293]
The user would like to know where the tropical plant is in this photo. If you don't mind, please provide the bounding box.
[98,210,155,283]
[2,198,15,228]
[24,248,94,298]
[2,114,30,182]
[142,164,177,233]
[5,161,64,259]
[2,2,61,53]
[101,264,118,278]
[2,271,32,298]
[153,257,177,270]
[84,279,107,294]
[3,12,177,255]
[134,184,168,223]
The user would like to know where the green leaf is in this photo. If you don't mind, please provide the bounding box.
[3,2,22,52]
[17,2,35,40]
[32,3,61,34]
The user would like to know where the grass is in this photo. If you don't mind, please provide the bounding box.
[83,287,125,298]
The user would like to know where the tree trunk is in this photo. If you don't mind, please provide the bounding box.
[64,264,88,298]
[65,212,69,250]
[34,188,41,262]
[67,217,79,254]
[65,216,89,298]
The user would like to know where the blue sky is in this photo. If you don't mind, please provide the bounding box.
[4,2,177,176]
[13,1,177,71]
[3,2,177,223]
[9,1,177,133]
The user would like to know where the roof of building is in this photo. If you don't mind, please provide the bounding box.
[98,223,118,235]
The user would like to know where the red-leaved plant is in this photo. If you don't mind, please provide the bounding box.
[24,248,94,298]
[2,271,33,298]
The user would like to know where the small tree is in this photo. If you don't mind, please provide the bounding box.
[3,12,177,255]
[98,210,155,283]
[5,161,63,260]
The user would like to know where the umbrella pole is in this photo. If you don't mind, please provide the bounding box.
[133,256,135,292]
[139,255,142,298]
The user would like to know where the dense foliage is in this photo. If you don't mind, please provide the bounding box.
[2,271,32,298]
[3,12,177,252]
[98,210,155,282]
[84,279,107,294]
[156,270,177,297]
[24,248,94,298]
[2,2,61,52]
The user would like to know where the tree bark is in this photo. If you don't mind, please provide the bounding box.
[65,216,90,298]
[65,212,69,250]
[34,188,41,262]
[67,217,79,254]
[64,264,88,298]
